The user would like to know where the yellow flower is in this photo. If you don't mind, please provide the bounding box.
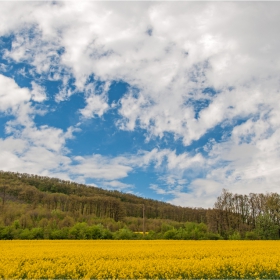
[1,240,280,279]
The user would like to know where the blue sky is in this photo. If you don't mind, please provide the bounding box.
[0,1,280,208]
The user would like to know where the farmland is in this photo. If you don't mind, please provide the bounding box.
[1,240,280,279]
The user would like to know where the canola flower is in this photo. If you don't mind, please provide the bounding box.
[1,240,280,279]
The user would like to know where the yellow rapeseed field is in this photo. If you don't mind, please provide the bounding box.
[1,240,280,279]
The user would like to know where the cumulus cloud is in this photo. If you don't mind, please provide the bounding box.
[71,154,133,181]
[103,180,134,191]
[30,81,47,102]
[0,74,31,114]
[80,81,110,118]
[0,137,71,177]
[168,179,223,208]
[0,74,76,177]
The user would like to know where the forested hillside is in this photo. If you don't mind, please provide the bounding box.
[0,170,206,222]
[1,171,280,240]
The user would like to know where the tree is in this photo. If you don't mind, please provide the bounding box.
[0,185,7,210]
[255,214,279,240]
[113,228,134,240]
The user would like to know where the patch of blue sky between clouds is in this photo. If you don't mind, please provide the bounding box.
[0,115,11,138]
[34,92,85,131]
[184,88,217,120]
[67,114,147,157]
[108,81,129,106]
[0,35,12,54]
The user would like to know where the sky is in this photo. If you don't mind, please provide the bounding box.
[0,1,280,208]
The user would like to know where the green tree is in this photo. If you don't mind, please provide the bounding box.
[228,231,241,240]
[113,228,134,240]
[50,228,69,239]
[0,226,14,239]
[19,229,33,239]
[163,229,177,239]
[245,231,259,240]
[30,227,44,239]
[255,214,279,240]
[69,222,88,239]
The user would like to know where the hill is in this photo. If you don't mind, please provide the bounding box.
[0,170,208,237]
[1,171,280,240]
[0,170,207,222]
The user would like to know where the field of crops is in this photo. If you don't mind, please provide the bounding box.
[1,240,280,279]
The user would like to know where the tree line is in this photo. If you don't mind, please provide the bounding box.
[1,171,280,240]
[0,171,207,223]
[207,189,280,240]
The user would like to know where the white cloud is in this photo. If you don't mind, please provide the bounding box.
[0,137,71,176]
[0,74,31,114]
[80,81,110,118]
[71,154,133,181]
[30,81,47,102]
[103,180,134,191]
[168,179,223,208]
[150,184,167,195]
[80,95,109,119]
[166,150,204,171]
[0,74,77,176]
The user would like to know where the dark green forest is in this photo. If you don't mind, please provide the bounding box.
[0,171,280,240]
